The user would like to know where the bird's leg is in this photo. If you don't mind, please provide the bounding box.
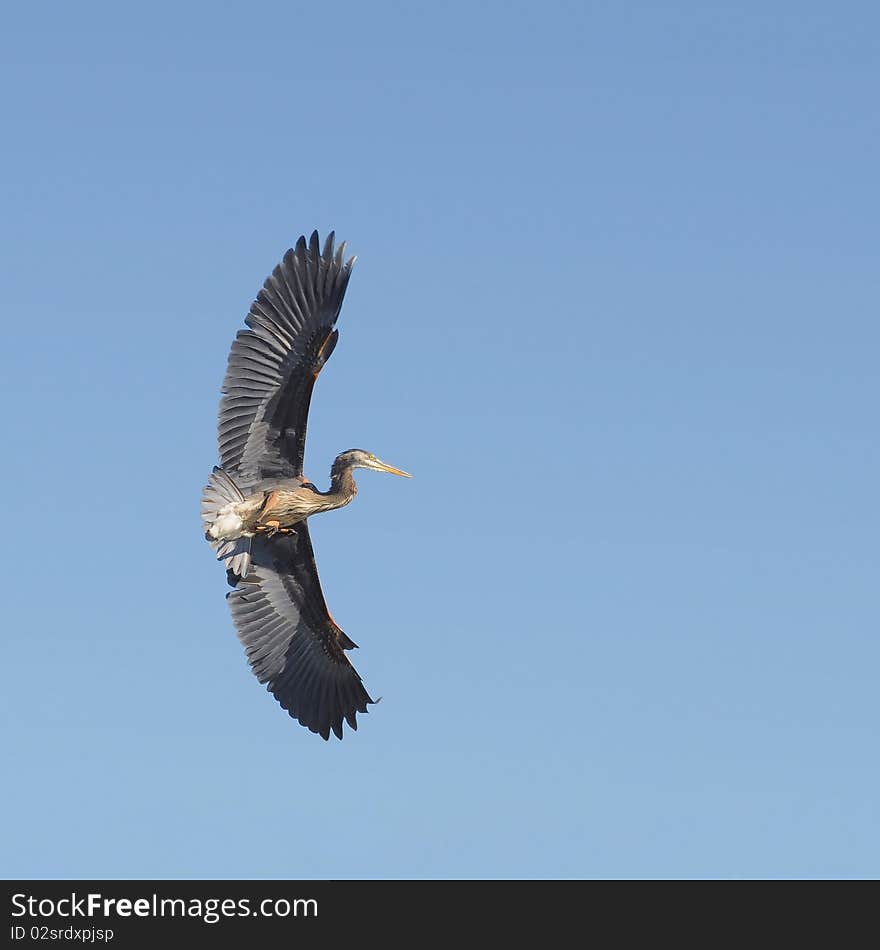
[255,520,297,538]
[255,492,286,537]
[256,491,298,538]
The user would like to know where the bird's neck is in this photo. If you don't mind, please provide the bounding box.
[327,463,358,507]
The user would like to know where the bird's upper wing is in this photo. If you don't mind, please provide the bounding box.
[218,231,355,485]
[226,524,374,740]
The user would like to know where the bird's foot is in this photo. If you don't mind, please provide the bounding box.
[256,521,295,538]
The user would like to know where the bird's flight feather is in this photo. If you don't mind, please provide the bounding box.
[218,231,354,486]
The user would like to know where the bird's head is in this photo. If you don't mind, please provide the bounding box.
[333,449,412,478]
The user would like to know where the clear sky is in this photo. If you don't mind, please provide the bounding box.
[2,2,878,879]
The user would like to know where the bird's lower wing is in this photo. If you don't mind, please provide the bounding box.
[225,524,374,740]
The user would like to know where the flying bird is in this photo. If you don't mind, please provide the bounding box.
[201,231,411,740]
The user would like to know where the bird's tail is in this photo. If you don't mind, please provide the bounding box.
[201,466,252,579]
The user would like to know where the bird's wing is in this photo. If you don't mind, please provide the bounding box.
[218,231,355,486]
[226,524,374,740]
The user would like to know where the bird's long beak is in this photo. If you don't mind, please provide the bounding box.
[374,458,412,478]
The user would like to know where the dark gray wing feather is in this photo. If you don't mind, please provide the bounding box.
[226,526,374,740]
[218,231,354,485]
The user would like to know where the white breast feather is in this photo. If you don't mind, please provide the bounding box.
[209,503,245,540]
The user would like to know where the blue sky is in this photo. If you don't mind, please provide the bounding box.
[2,2,878,879]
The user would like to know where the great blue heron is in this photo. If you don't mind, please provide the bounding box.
[201,232,411,740]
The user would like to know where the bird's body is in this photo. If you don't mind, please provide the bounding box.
[206,477,346,541]
[205,447,407,541]
[201,232,410,740]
